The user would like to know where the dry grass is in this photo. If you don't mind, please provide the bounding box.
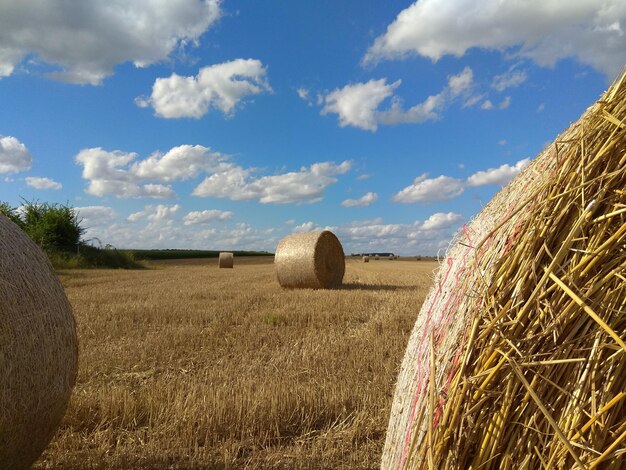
[33,257,437,469]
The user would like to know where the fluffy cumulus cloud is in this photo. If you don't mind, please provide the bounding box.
[75,147,176,198]
[467,158,530,186]
[363,0,626,78]
[74,206,118,238]
[393,157,530,203]
[0,136,31,173]
[322,67,473,131]
[193,160,352,204]
[322,79,400,131]
[25,176,62,190]
[183,209,233,225]
[392,174,465,203]
[334,212,464,255]
[131,145,229,181]
[75,144,232,199]
[341,191,378,208]
[137,59,271,118]
[292,221,319,233]
[0,0,221,84]
[421,212,464,230]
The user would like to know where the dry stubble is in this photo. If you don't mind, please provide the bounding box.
[34,257,436,469]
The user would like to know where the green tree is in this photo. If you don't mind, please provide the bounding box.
[20,201,85,253]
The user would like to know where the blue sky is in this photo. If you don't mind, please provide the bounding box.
[0,0,623,254]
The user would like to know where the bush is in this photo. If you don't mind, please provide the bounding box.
[0,200,143,269]
[21,201,84,253]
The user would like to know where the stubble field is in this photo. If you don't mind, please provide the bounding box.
[34,257,438,469]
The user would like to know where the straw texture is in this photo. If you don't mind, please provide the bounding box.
[218,252,234,268]
[0,215,79,469]
[275,230,345,288]
[382,70,626,469]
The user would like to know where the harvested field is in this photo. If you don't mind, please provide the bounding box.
[34,257,437,469]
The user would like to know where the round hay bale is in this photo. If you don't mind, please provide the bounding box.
[374,255,379,260]
[218,252,234,268]
[388,254,394,260]
[274,230,345,288]
[363,255,369,263]
[383,72,626,469]
[0,215,78,469]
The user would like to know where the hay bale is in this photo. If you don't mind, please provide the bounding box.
[374,255,380,260]
[0,215,78,469]
[218,252,234,268]
[274,230,345,288]
[389,254,394,260]
[383,71,626,469]
[363,255,370,263]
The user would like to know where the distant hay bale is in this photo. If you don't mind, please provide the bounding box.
[363,256,369,263]
[374,255,379,260]
[274,230,345,288]
[218,252,234,268]
[383,71,626,469]
[0,215,78,469]
[388,254,394,260]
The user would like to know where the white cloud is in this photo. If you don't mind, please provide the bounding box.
[293,221,318,233]
[498,139,507,146]
[481,100,494,110]
[297,87,309,100]
[447,67,474,96]
[147,204,180,221]
[193,160,352,204]
[192,166,258,201]
[341,191,378,207]
[131,145,229,181]
[127,211,146,222]
[322,78,400,131]
[25,176,62,190]
[75,148,176,199]
[492,68,528,91]
[296,87,313,106]
[139,59,271,118]
[335,213,464,255]
[463,94,485,108]
[0,0,221,84]
[467,158,531,186]
[0,136,32,174]
[537,103,546,112]
[356,173,371,181]
[421,212,463,230]
[392,174,465,203]
[75,145,230,199]
[363,0,626,78]
[322,67,473,131]
[499,96,512,109]
[184,209,233,225]
[392,157,533,204]
[75,206,117,230]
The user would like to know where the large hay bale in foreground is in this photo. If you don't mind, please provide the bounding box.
[275,230,345,288]
[218,252,233,268]
[383,71,626,469]
[363,255,370,263]
[0,215,79,469]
